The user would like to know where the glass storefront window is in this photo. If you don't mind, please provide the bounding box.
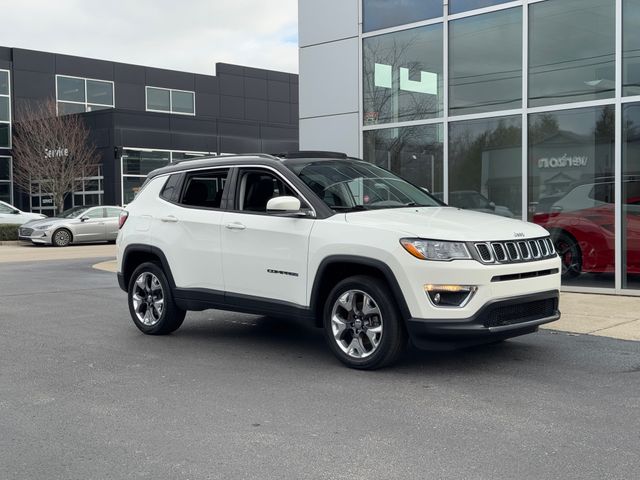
[123,149,170,176]
[621,104,640,289]
[623,0,640,96]
[0,96,8,122]
[362,124,443,194]
[528,105,615,288]
[0,123,9,149]
[449,0,514,15]
[57,76,85,102]
[123,176,145,205]
[449,7,522,116]
[172,90,195,115]
[0,156,10,181]
[0,70,8,95]
[529,0,615,108]
[86,79,114,106]
[363,0,442,33]
[363,24,443,125]
[448,116,522,218]
[56,76,114,115]
[146,87,171,112]
[0,183,10,204]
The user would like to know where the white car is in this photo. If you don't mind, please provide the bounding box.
[116,152,561,369]
[0,201,46,225]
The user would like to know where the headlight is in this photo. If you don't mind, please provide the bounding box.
[35,224,52,230]
[400,238,471,261]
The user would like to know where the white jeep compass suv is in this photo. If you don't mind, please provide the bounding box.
[116,152,561,369]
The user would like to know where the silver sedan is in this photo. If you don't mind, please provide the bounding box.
[18,206,124,247]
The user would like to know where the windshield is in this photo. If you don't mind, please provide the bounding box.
[58,206,90,218]
[289,161,442,211]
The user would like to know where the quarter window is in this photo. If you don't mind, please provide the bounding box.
[146,87,195,115]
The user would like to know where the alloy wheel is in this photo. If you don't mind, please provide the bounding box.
[131,272,165,326]
[330,289,383,359]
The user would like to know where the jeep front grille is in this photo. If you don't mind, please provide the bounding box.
[473,237,556,264]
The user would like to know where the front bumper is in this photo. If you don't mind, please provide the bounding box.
[18,228,52,244]
[407,290,560,350]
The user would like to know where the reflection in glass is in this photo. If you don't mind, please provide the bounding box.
[529,106,615,288]
[363,0,442,32]
[87,104,111,112]
[123,149,170,175]
[0,183,10,203]
[0,156,10,180]
[0,96,9,122]
[0,71,8,95]
[58,102,86,115]
[172,90,195,114]
[86,80,113,106]
[363,124,443,194]
[0,123,9,148]
[449,0,514,15]
[146,87,171,112]
[123,176,145,205]
[363,24,443,125]
[529,0,615,108]
[449,8,521,116]
[621,104,640,289]
[623,0,640,95]
[448,116,521,218]
[57,76,85,102]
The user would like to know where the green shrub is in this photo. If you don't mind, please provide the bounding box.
[0,224,19,241]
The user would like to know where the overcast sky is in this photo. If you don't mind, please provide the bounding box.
[0,0,299,74]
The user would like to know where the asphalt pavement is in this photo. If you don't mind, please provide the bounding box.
[1,258,639,480]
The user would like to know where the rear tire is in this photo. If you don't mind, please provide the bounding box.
[128,262,185,335]
[323,275,407,370]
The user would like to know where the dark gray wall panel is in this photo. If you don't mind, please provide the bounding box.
[195,93,220,118]
[12,70,54,100]
[268,80,290,102]
[115,83,145,110]
[195,74,219,94]
[0,60,10,70]
[268,101,290,124]
[243,66,268,79]
[219,120,259,138]
[170,132,217,152]
[216,63,244,76]
[118,128,172,150]
[145,68,195,90]
[115,63,145,84]
[261,137,298,153]
[219,74,244,97]
[170,116,216,134]
[290,104,299,123]
[267,70,291,83]
[56,54,114,80]
[0,47,11,62]
[245,77,267,99]
[245,98,268,122]
[13,49,55,73]
[290,84,299,103]
[221,135,260,153]
[220,95,245,119]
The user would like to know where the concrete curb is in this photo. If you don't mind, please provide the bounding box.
[0,240,20,246]
[93,260,117,273]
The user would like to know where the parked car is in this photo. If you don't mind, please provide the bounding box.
[0,200,46,225]
[116,152,561,369]
[19,205,124,246]
[533,178,640,278]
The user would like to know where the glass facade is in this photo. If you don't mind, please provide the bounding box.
[121,148,212,204]
[0,70,10,149]
[362,0,442,32]
[0,156,11,203]
[56,75,114,115]
[146,87,195,115]
[359,0,640,293]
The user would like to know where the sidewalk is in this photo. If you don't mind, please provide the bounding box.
[1,242,638,342]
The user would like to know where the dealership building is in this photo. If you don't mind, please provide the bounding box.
[0,46,298,212]
[299,0,640,295]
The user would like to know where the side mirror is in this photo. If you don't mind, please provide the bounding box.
[80,216,89,222]
[266,196,301,213]
[12,209,20,214]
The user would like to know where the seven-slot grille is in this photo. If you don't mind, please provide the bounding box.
[473,237,555,264]
[19,227,34,236]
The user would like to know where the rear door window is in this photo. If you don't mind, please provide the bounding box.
[179,169,229,209]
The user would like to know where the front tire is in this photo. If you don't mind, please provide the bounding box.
[128,262,186,335]
[52,228,72,247]
[323,275,407,370]
[554,231,582,278]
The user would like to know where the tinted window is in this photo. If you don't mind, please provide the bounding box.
[449,0,513,15]
[57,76,85,102]
[449,7,522,115]
[0,71,8,95]
[172,91,195,114]
[160,174,181,202]
[529,0,615,107]
[147,87,171,112]
[86,80,113,105]
[0,124,8,149]
[363,24,443,125]
[363,0,442,32]
[180,169,229,208]
[237,170,296,212]
[0,97,9,122]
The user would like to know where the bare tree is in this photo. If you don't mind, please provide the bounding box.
[12,99,100,214]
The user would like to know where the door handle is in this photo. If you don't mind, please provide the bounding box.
[160,215,179,223]
[225,222,246,230]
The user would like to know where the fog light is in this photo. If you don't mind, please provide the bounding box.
[424,284,477,308]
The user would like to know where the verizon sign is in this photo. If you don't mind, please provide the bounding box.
[537,154,588,169]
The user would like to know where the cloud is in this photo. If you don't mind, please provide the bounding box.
[0,0,299,74]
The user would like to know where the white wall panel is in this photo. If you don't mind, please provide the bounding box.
[300,113,360,158]
[298,0,359,47]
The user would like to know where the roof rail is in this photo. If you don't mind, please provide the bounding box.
[273,151,348,159]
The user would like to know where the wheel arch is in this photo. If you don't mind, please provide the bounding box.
[309,255,411,328]
[121,244,176,292]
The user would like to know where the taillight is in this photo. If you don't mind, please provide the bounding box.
[119,210,129,229]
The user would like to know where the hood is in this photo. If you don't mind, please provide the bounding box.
[20,217,69,228]
[344,206,548,242]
